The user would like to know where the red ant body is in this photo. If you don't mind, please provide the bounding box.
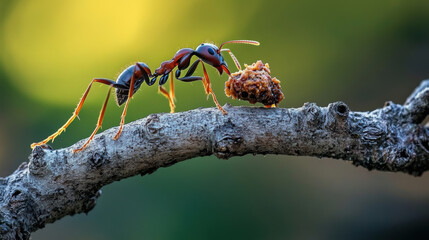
[30,40,259,152]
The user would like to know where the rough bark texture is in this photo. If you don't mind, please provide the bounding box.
[0,80,428,240]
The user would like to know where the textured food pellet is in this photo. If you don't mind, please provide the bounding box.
[225,60,284,106]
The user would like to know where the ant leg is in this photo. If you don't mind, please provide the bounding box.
[176,60,207,94]
[200,60,227,115]
[185,60,210,95]
[176,60,227,114]
[169,71,175,102]
[175,62,204,82]
[221,48,241,70]
[159,85,175,113]
[113,64,138,140]
[73,86,113,152]
[158,72,176,113]
[31,78,118,149]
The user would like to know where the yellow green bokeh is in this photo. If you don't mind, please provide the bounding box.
[1,0,429,239]
[2,0,259,105]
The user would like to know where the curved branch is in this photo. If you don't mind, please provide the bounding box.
[404,80,429,123]
[0,80,428,239]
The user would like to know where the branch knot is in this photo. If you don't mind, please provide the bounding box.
[28,146,48,176]
[325,101,350,132]
[212,118,244,159]
[303,102,323,126]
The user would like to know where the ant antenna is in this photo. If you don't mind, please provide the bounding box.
[218,40,260,52]
[221,48,241,71]
[218,40,260,71]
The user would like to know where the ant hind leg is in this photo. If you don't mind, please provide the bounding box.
[30,78,118,149]
[73,86,113,152]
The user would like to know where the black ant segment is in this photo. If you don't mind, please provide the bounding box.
[30,40,260,152]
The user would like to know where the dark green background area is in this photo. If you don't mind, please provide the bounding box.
[1,0,429,239]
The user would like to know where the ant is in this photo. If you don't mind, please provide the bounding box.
[30,40,260,152]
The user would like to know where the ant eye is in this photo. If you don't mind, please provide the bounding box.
[208,48,215,55]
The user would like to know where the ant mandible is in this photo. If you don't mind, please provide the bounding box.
[30,40,260,152]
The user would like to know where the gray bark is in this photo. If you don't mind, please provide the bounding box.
[0,80,428,240]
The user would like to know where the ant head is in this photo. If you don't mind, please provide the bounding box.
[194,43,228,75]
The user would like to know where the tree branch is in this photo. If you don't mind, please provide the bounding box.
[1,80,428,239]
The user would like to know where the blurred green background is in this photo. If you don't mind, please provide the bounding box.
[1,0,429,239]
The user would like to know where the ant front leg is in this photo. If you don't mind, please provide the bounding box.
[176,59,227,115]
[200,61,227,115]
[31,78,118,149]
